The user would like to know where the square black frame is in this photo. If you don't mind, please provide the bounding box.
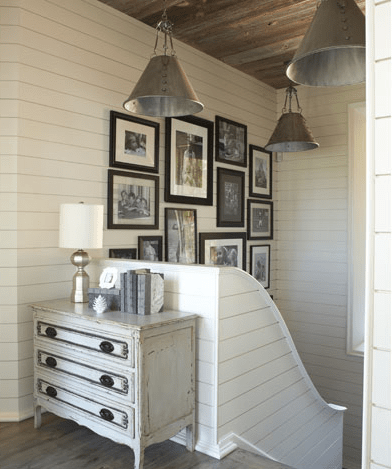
[165,115,214,205]
[215,115,247,167]
[108,169,159,230]
[109,110,159,173]
[217,167,245,228]
[138,236,163,261]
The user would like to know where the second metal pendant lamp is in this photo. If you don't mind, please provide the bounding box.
[265,85,319,153]
[123,1,203,117]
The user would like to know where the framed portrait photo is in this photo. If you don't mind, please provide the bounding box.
[247,199,273,240]
[109,248,137,259]
[215,116,247,167]
[108,169,159,230]
[109,110,159,173]
[199,232,246,270]
[249,144,272,199]
[138,236,163,261]
[250,244,270,289]
[165,208,197,264]
[165,115,213,205]
[217,167,245,228]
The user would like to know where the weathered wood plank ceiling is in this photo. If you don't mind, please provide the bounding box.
[97,0,366,89]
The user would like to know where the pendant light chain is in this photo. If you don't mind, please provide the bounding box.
[154,0,176,57]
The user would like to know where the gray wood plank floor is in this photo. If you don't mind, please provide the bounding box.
[0,413,293,469]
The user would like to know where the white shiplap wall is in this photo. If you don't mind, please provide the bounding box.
[363,0,391,468]
[0,0,276,421]
[274,84,366,468]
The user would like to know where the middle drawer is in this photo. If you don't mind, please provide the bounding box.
[36,349,135,403]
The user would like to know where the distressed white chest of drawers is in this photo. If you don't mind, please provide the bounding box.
[32,299,197,469]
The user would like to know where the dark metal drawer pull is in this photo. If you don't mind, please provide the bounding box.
[45,327,57,338]
[46,386,57,398]
[99,408,114,421]
[100,375,114,387]
[99,341,114,353]
[45,357,57,368]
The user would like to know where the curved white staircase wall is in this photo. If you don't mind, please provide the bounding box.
[91,259,345,469]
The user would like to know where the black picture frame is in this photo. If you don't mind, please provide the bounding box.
[217,167,245,228]
[165,208,197,264]
[249,145,272,199]
[247,199,273,240]
[109,110,159,174]
[108,169,159,230]
[199,232,246,270]
[165,115,213,205]
[138,236,163,261]
[250,244,270,289]
[109,248,137,259]
[215,115,247,167]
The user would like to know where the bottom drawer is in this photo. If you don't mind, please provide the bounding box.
[36,378,134,437]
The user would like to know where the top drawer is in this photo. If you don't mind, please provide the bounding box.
[36,320,132,363]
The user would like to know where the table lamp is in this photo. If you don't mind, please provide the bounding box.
[59,203,104,303]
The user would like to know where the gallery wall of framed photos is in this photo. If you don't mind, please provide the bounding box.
[106,109,274,290]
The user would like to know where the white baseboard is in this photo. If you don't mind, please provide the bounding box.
[0,408,34,422]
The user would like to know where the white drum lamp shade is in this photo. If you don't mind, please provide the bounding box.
[59,203,104,303]
[59,203,103,249]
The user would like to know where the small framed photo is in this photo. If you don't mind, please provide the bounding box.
[109,248,137,259]
[249,145,272,199]
[217,167,245,227]
[215,116,247,167]
[247,199,273,240]
[138,236,163,261]
[199,232,246,270]
[99,267,118,289]
[250,245,270,289]
[108,169,159,230]
[165,208,197,264]
[109,110,159,173]
[165,115,213,205]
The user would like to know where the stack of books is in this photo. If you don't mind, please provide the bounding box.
[120,269,164,315]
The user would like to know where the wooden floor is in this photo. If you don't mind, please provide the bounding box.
[1,413,293,469]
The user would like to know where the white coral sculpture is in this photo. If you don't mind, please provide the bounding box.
[93,295,107,314]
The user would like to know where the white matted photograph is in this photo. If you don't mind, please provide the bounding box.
[249,144,272,199]
[165,208,197,264]
[250,244,270,289]
[199,232,246,270]
[247,199,273,240]
[109,110,159,173]
[108,169,159,230]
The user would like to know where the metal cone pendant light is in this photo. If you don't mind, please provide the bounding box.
[265,85,319,153]
[286,0,365,87]
[123,2,203,117]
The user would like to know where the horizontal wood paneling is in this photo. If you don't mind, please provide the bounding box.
[274,82,366,467]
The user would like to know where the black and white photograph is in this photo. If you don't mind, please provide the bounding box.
[250,244,270,289]
[108,169,159,229]
[215,116,247,167]
[138,236,163,261]
[247,199,273,240]
[249,144,272,199]
[165,115,213,205]
[109,248,137,259]
[199,232,246,270]
[109,110,159,173]
[165,208,197,264]
[217,167,245,227]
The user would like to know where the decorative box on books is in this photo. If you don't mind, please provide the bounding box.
[88,288,121,311]
[120,269,164,315]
